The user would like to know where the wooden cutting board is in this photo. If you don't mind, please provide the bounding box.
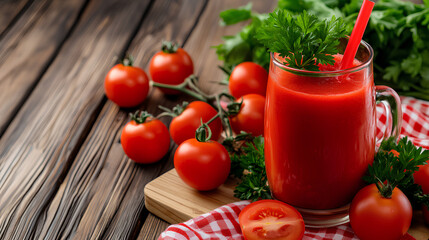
[144,169,429,239]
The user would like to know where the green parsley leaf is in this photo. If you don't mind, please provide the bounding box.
[227,136,271,201]
[256,10,347,70]
[215,0,429,100]
[219,3,253,26]
[364,137,429,205]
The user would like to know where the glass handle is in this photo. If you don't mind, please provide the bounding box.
[375,86,402,144]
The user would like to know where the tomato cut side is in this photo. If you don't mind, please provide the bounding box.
[239,200,305,240]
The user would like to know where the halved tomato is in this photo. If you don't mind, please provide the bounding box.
[239,200,305,240]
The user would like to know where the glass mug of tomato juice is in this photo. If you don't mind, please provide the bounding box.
[264,38,402,227]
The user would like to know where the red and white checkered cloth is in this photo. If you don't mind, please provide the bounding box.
[159,96,429,240]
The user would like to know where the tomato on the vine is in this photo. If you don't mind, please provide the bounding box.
[349,184,412,240]
[121,112,170,164]
[174,133,230,191]
[229,62,268,99]
[104,57,149,107]
[230,94,265,136]
[239,200,305,240]
[149,41,193,94]
[170,101,222,145]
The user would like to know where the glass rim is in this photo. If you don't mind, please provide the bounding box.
[271,38,373,77]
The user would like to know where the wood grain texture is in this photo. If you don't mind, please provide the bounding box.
[34,1,206,239]
[0,0,87,136]
[145,169,239,224]
[0,0,29,35]
[0,0,152,239]
[137,214,169,240]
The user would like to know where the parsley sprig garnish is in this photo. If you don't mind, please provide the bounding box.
[364,137,429,207]
[228,135,429,207]
[226,136,271,201]
[256,10,347,71]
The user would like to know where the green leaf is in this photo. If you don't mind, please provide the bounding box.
[228,136,271,201]
[216,0,429,100]
[368,137,429,205]
[383,62,402,83]
[401,53,422,77]
[219,3,252,26]
[256,10,347,70]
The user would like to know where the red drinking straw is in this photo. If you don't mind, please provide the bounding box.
[340,0,375,69]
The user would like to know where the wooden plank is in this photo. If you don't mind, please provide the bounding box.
[137,214,169,240]
[0,0,87,136]
[146,169,429,239]
[0,0,152,239]
[0,0,29,35]
[145,169,239,224]
[34,1,207,239]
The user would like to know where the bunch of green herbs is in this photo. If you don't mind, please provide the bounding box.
[214,0,429,100]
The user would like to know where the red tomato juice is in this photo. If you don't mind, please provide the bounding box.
[265,54,375,209]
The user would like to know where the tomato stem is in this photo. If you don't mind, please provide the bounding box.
[130,111,152,124]
[121,55,134,67]
[205,112,220,125]
[161,41,179,54]
[152,76,237,140]
[195,121,213,142]
[215,94,234,138]
[375,177,394,199]
[152,76,211,102]
[156,102,189,119]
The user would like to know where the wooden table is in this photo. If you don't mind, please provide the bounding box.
[1,0,427,240]
[0,0,278,239]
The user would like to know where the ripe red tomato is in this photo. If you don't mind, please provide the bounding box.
[413,161,429,225]
[349,184,412,240]
[104,62,149,107]
[239,200,305,240]
[413,161,429,193]
[174,138,230,191]
[170,101,222,145]
[229,62,268,99]
[149,43,193,95]
[121,116,170,164]
[230,94,265,136]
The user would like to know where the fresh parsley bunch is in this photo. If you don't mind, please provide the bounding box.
[364,137,429,207]
[228,136,271,201]
[215,0,429,100]
[213,4,270,74]
[256,10,347,70]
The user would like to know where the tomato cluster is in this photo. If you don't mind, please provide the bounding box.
[103,41,429,240]
[104,42,269,193]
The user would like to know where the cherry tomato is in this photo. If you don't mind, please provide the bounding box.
[174,138,230,191]
[413,161,429,225]
[149,42,193,94]
[170,101,222,145]
[229,62,268,99]
[349,184,412,240]
[230,94,265,136]
[104,60,149,107]
[121,115,170,164]
[413,161,429,193]
[239,200,305,240]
